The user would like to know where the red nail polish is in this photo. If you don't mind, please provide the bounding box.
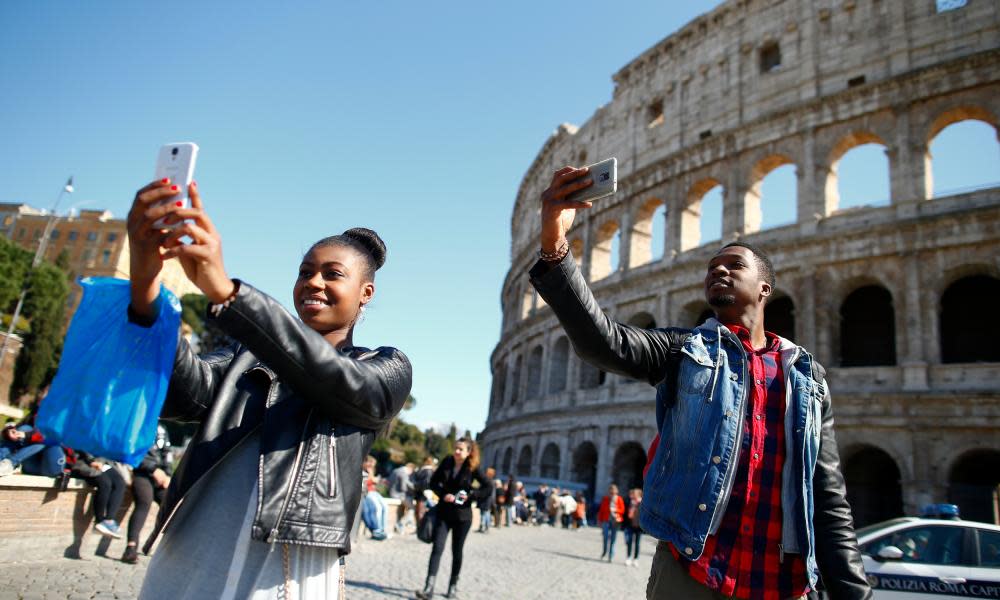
[175,201,183,207]
[161,178,170,184]
[171,185,179,192]
[191,180,197,188]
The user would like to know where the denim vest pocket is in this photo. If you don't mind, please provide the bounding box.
[678,337,717,398]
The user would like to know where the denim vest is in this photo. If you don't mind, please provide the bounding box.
[639,319,826,587]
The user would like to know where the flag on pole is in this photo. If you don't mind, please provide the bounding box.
[64,176,74,194]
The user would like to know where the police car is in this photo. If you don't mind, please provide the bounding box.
[856,505,1000,599]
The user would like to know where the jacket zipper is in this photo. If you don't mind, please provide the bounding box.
[254,371,281,541]
[778,347,803,561]
[707,334,748,535]
[156,364,275,549]
[328,424,338,498]
[266,407,314,546]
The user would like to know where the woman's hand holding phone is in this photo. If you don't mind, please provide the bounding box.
[127,178,185,318]
[159,182,235,304]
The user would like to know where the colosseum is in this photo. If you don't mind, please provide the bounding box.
[480,0,1000,527]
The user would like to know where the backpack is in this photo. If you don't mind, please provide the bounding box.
[413,466,433,496]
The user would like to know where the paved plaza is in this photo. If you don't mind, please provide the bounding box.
[0,524,655,600]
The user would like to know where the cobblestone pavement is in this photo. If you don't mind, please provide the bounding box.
[0,524,655,600]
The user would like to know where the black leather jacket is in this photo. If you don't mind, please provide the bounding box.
[528,256,871,599]
[140,281,412,555]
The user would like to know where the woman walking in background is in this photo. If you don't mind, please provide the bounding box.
[415,438,490,599]
[623,488,643,567]
[597,484,624,563]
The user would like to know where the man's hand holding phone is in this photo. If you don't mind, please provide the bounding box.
[539,158,617,255]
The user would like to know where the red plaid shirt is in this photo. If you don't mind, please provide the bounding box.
[669,325,809,600]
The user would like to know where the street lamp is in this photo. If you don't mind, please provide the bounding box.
[0,177,75,373]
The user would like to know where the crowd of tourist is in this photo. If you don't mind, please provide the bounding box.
[1,406,176,564]
[4,404,645,574]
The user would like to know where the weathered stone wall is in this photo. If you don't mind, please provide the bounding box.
[482,0,1000,521]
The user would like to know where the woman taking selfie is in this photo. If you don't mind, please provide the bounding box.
[127,178,412,600]
[415,438,489,600]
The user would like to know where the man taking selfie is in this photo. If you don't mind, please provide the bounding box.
[528,166,872,599]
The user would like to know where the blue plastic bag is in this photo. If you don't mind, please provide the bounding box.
[36,277,181,466]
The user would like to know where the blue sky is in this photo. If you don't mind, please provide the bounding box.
[2,1,997,435]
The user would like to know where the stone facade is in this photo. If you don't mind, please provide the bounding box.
[481,0,1000,525]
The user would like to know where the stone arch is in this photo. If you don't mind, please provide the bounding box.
[839,284,897,367]
[572,441,599,503]
[492,362,507,411]
[569,237,584,261]
[940,274,1000,363]
[509,354,523,405]
[493,448,501,472]
[502,446,513,476]
[629,197,667,267]
[516,445,534,478]
[844,444,905,527]
[765,291,796,342]
[682,178,724,251]
[548,336,570,393]
[745,153,797,234]
[612,441,647,492]
[927,111,1000,198]
[526,344,544,400]
[925,105,999,145]
[627,311,657,329]
[520,286,535,319]
[591,220,621,281]
[825,131,891,212]
[579,357,605,389]
[947,449,1000,524]
[540,443,561,479]
[680,299,714,328]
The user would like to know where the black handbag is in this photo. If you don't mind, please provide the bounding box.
[417,506,436,543]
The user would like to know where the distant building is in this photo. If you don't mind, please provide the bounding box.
[1,202,200,319]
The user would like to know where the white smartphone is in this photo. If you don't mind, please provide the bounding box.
[152,142,199,229]
[565,157,617,204]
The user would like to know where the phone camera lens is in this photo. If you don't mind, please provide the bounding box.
[171,147,179,156]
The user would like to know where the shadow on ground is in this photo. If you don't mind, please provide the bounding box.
[345,580,415,599]
[533,548,608,564]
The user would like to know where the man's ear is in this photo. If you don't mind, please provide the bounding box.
[760,281,772,300]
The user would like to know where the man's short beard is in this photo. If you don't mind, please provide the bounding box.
[708,294,736,307]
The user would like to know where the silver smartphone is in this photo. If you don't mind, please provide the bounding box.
[152,142,199,229]
[565,157,617,204]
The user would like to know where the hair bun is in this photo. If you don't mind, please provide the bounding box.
[342,227,386,271]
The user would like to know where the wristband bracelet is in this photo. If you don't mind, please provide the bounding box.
[209,280,240,318]
[540,238,570,263]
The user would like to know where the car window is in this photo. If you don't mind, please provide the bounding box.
[862,525,965,565]
[978,529,1000,567]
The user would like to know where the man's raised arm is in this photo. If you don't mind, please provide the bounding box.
[528,167,685,386]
